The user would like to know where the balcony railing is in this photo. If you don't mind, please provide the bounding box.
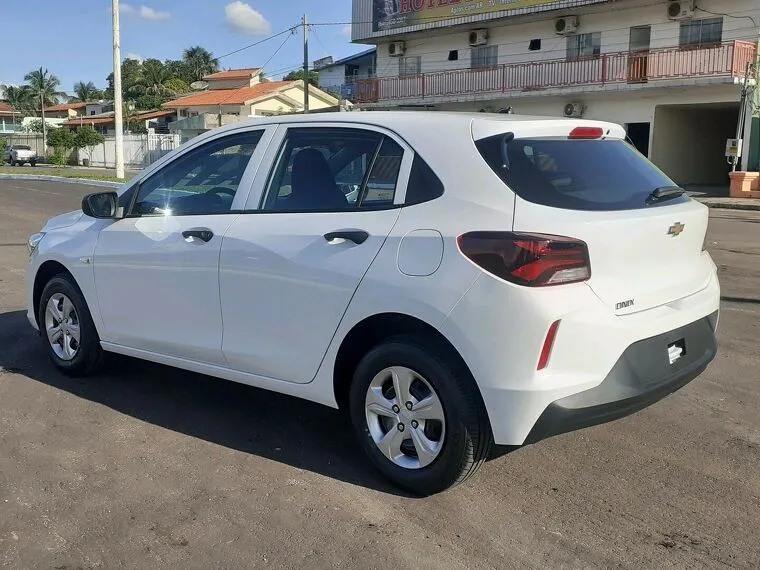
[356,41,756,104]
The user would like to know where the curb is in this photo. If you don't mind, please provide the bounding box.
[695,199,760,212]
[0,174,123,188]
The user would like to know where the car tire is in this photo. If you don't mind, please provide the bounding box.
[38,274,106,377]
[349,337,492,496]
[30,161,36,167]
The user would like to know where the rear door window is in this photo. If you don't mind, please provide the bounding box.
[475,135,687,211]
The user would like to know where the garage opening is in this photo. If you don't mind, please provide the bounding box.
[650,102,739,187]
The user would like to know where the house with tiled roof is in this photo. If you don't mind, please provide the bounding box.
[163,67,339,140]
[0,102,22,133]
[61,108,176,135]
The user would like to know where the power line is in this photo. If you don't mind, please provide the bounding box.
[216,25,300,61]
[259,30,297,76]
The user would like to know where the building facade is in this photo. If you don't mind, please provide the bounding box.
[352,0,760,183]
[316,48,377,101]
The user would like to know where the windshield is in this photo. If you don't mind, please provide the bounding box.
[475,135,688,211]
[13,145,32,151]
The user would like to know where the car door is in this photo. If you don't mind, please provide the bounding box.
[93,127,273,364]
[219,124,411,383]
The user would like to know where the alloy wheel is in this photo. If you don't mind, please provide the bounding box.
[44,293,81,361]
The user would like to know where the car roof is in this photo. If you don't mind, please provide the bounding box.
[198,111,625,147]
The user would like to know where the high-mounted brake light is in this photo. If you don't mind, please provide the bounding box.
[457,232,591,286]
[568,126,604,139]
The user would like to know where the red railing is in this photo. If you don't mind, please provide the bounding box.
[356,41,756,104]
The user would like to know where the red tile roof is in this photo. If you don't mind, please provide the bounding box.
[0,102,16,115]
[61,109,174,126]
[162,81,293,108]
[45,102,90,112]
[204,68,261,81]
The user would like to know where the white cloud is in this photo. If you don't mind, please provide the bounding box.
[120,4,170,20]
[225,1,271,35]
[338,24,352,38]
[125,53,144,62]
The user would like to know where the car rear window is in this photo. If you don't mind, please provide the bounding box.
[475,135,688,211]
[13,145,31,150]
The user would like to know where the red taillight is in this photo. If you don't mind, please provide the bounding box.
[568,126,604,139]
[456,232,590,286]
[537,320,560,370]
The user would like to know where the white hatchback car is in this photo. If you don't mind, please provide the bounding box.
[26,112,719,495]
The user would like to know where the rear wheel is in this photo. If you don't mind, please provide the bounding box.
[349,338,492,496]
[38,274,105,376]
[30,160,36,167]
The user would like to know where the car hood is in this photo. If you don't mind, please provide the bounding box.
[42,210,83,231]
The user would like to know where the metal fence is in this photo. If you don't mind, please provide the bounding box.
[2,133,181,169]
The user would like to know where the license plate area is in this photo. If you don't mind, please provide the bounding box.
[668,339,686,364]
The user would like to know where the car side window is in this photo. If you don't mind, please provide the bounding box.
[262,127,404,212]
[131,130,263,217]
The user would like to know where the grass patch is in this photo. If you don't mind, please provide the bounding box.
[0,166,131,183]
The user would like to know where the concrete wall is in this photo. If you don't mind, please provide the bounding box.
[370,0,759,78]
[650,105,738,185]
[206,76,259,90]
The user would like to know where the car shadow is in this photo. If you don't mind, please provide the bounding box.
[0,309,412,497]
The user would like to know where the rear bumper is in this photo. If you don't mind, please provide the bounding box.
[524,310,718,444]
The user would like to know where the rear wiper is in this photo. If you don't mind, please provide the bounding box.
[646,185,685,204]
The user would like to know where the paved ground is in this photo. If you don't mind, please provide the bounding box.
[1,180,759,569]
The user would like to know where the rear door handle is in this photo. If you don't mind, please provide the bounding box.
[324,230,369,245]
[182,229,214,242]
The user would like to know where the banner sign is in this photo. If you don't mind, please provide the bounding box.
[373,0,564,31]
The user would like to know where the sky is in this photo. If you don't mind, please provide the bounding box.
[0,0,365,96]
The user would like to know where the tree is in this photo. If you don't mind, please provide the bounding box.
[24,68,66,111]
[105,58,143,99]
[163,77,190,96]
[2,85,33,114]
[136,59,172,96]
[134,94,167,111]
[283,69,320,87]
[72,81,104,102]
[22,119,45,133]
[182,46,219,82]
[47,126,76,164]
[74,126,105,165]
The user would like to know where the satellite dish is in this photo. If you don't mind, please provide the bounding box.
[190,81,209,90]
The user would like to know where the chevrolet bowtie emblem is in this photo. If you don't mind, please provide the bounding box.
[667,222,685,237]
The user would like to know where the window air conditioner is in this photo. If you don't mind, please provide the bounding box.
[667,0,694,20]
[469,29,489,47]
[564,102,585,117]
[388,41,406,57]
[555,17,580,35]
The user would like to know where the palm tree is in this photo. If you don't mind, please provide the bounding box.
[2,85,34,113]
[72,81,101,102]
[182,46,219,82]
[24,67,66,112]
[136,59,172,96]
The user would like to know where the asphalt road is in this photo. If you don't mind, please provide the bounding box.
[1,180,759,569]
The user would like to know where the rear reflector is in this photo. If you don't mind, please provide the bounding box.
[568,126,604,139]
[538,320,560,370]
[457,232,590,286]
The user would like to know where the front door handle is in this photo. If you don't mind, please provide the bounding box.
[324,230,369,245]
[182,229,214,242]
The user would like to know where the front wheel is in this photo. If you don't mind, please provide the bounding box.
[38,274,105,376]
[30,161,36,167]
[349,339,492,496]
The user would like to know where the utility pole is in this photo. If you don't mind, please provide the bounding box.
[302,14,310,113]
[40,92,47,158]
[112,0,125,179]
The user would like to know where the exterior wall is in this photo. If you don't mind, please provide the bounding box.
[206,76,259,90]
[280,87,337,109]
[371,0,759,79]
[177,104,246,116]
[319,66,347,93]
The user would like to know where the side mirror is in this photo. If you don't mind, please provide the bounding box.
[82,191,120,219]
